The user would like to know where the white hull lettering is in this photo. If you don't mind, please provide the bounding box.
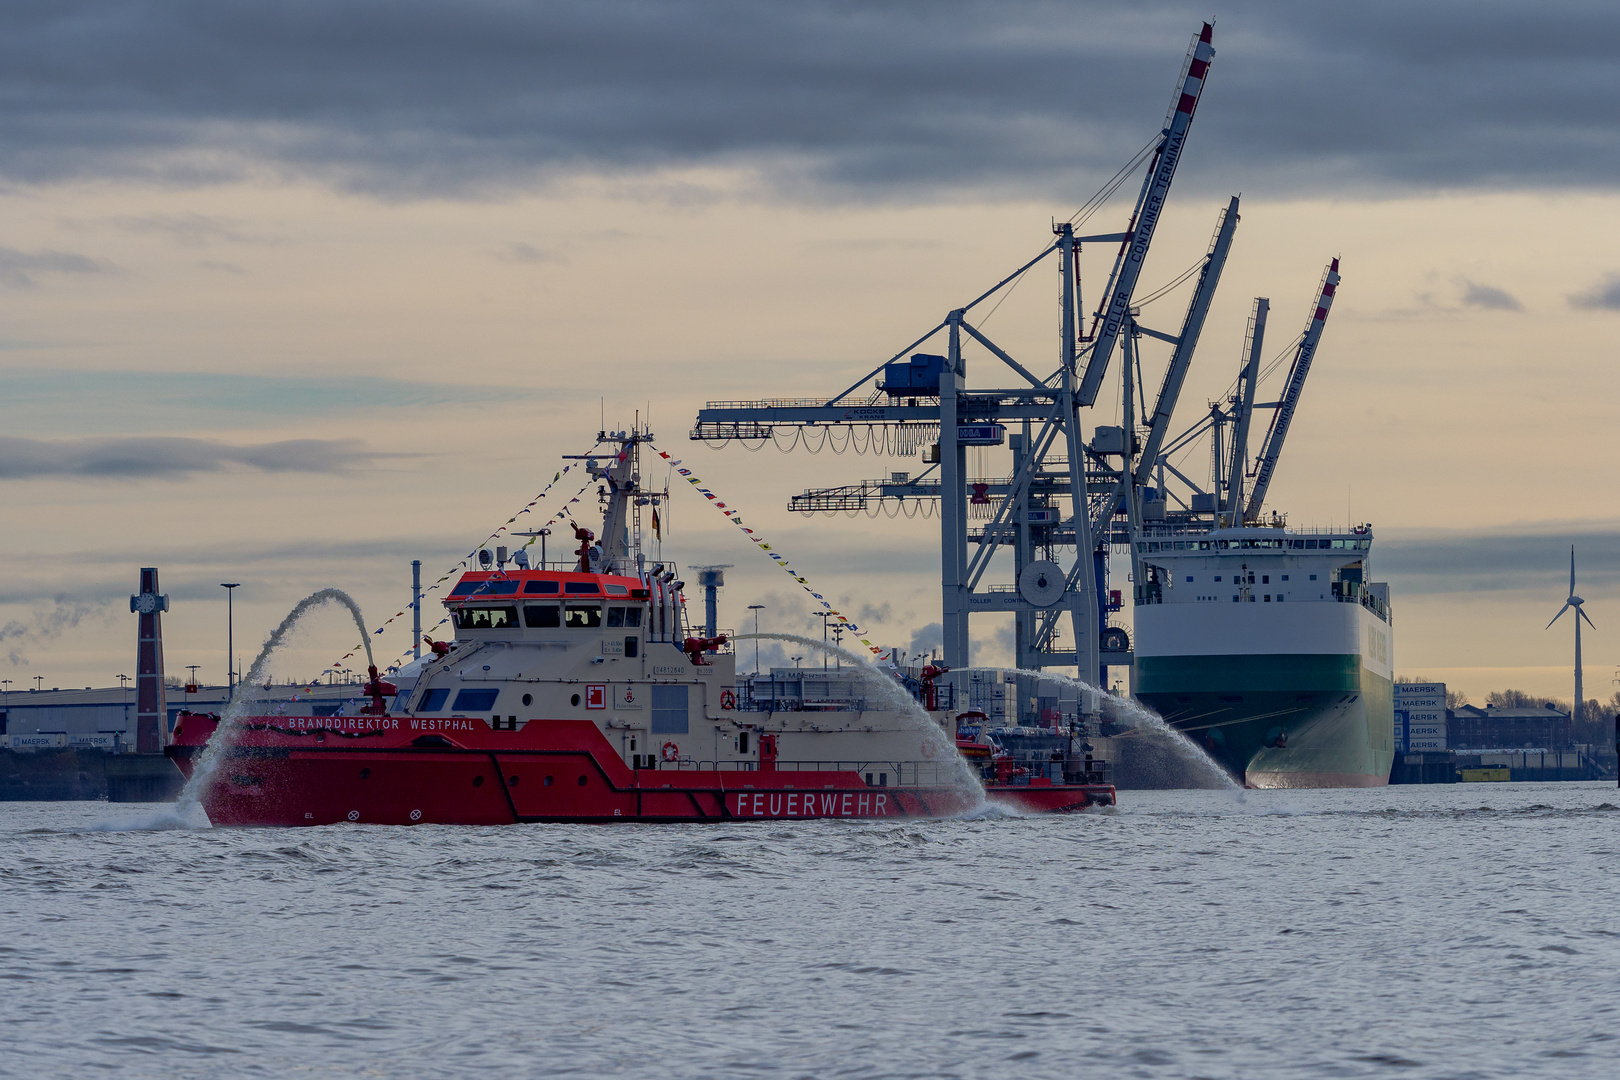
[732,790,893,818]
[272,716,400,732]
[407,718,477,732]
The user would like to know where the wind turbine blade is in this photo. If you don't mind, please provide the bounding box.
[1546,602,1571,630]
[1570,546,1576,595]
[1579,606,1596,630]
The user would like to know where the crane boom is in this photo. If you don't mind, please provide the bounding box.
[1132,195,1239,489]
[1077,22,1216,407]
[1244,258,1340,521]
[1226,296,1268,524]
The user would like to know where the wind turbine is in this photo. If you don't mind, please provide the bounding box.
[1546,546,1595,724]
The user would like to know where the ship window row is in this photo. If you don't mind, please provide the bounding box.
[1227,595,1285,603]
[449,579,627,597]
[451,604,643,630]
[416,687,499,713]
[1137,538,1369,553]
[1196,574,1288,584]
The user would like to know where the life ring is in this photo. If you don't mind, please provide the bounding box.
[720,689,736,711]
[661,741,680,763]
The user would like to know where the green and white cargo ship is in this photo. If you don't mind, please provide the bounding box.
[1131,523,1394,787]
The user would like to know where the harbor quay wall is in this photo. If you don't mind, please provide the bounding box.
[1,749,113,801]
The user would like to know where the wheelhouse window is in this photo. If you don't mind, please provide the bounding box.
[565,604,603,629]
[524,580,559,594]
[523,604,561,628]
[606,606,644,628]
[453,606,519,630]
[452,688,499,711]
[565,581,601,595]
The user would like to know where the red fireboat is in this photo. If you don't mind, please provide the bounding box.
[167,431,1115,825]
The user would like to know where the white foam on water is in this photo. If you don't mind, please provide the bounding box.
[85,804,209,832]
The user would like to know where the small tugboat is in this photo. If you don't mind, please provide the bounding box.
[167,430,1115,825]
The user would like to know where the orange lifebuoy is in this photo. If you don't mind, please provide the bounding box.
[720,689,736,711]
[661,741,680,763]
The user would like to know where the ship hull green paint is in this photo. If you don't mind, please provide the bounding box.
[1136,653,1394,787]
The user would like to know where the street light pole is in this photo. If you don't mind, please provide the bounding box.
[815,611,835,670]
[220,583,240,693]
[747,604,764,674]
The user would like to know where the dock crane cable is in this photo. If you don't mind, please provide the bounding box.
[1068,132,1162,231]
[981,139,1157,330]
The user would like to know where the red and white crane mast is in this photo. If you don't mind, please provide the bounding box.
[1077,22,1216,406]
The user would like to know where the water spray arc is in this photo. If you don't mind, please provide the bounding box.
[176,589,374,820]
[733,632,985,803]
[962,666,1239,791]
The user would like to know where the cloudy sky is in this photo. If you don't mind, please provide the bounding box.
[2,1,1617,704]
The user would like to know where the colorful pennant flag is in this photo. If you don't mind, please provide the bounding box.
[654,446,883,655]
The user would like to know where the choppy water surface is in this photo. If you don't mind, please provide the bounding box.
[2,784,1617,1079]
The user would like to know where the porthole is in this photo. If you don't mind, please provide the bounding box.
[508,775,520,786]
[543,775,554,786]
[522,693,533,706]
[577,774,588,787]
[473,775,485,787]
[571,693,581,707]
[359,768,371,780]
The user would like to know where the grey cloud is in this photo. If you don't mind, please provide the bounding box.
[1459,280,1522,311]
[1,3,1618,201]
[101,211,260,246]
[857,601,893,625]
[1570,273,1620,310]
[0,596,115,667]
[1379,528,1620,596]
[495,242,564,265]
[0,435,396,479]
[908,622,943,660]
[0,246,110,287]
[0,370,537,422]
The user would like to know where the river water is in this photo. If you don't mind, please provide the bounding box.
[2,782,1616,1079]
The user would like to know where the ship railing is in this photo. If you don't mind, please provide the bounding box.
[679,760,966,786]
[1138,523,1371,538]
[1335,588,1391,624]
[1136,536,1371,553]
[735,685,955,712]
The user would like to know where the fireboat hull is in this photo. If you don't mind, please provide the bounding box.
[167,715,1112,826]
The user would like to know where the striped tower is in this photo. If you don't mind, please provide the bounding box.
[129,568,170,754]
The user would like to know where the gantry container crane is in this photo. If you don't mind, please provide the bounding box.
[690,24,1219,687]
